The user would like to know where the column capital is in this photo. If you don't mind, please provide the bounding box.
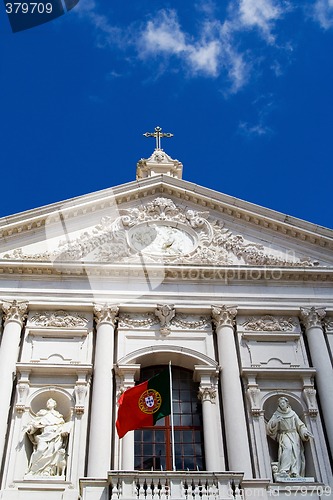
[300,306,326,329]
[211,305,237,329]
[94,304,119,327]
[198,386,217,404]
[2,300,28,327]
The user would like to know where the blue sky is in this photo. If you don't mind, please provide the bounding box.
[0,0,332,230]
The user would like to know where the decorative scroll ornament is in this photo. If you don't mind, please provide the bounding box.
[303,387,318,418]
[94,304,119,327]
[211,305,238,328]
[154,304,176,336]
[300,307,326,329]
[2,198,316,267]
[246,384,261,417]
[74,383,88,415]
[30,310,88,328]
[241,315,298,332]
[2,300,28,327]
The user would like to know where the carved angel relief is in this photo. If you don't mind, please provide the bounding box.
[241,315,299,332]
[3,197,315,267]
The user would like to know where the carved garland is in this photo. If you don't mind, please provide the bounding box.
[241,315,298,332]
[30,311,89,328]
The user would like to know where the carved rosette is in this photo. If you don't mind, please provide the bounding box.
[198,386,217,404]
[2,300,28,328]
[300,307,326,330]
[211,305,238,329]
[94,304,119,327]
[154,304,175,336]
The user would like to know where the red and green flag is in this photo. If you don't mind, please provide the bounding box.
[116,368,171,439]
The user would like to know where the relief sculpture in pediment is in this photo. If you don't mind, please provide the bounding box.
[2,197,316,267]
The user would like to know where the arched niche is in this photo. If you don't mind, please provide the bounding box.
[263,393,316,480]
[27,386,74,422]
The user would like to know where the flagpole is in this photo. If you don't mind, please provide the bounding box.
[169,361,176,471]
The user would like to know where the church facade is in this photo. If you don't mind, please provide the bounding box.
[0,138,332,500]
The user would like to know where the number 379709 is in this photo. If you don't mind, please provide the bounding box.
[6,2,53,14]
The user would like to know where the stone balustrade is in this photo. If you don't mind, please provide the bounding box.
[80,471,244,500]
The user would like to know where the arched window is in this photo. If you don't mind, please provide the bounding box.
[134,366,205,471]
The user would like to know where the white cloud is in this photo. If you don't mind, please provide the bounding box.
[312,0,333,29]
[234,0,289,43]
[138,10,250,86]
[188,41,221,76]
[139,11,187,56]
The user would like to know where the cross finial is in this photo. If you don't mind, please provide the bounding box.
[143,126,174,150]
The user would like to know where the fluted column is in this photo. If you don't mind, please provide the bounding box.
[87,304,119,477]
[194,365,221,471]
[211,305,252,477]
[300,306,333,452]
[0,300,28,464]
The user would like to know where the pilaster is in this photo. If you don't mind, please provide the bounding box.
[195,365,220,471]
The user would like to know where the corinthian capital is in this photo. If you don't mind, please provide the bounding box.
[211,305,237,329]
[198,386,217,404]
[94,304,119,327]
[300,307,326,329]
[2,300,28,327]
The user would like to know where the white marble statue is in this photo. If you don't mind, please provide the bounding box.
[25,398,70,477]
[267,397,312,478]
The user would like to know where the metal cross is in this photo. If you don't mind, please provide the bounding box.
[143,126,174,150]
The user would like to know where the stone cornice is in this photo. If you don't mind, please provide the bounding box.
[242,367,317,379]
[0,260,333,282]
[1,177,332,251]
[16,362,93,376]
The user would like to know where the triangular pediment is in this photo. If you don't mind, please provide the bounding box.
[1,176,332,272]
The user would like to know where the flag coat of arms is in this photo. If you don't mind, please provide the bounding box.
[116,369,171,438]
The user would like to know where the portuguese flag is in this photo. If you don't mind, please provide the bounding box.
[116,368,171,438]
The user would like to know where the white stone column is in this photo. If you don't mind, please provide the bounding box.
[0,300,28,464]
[115,365,140,471]
[87,304,119,477]
[195,366,220,471]
[300,306,333,453]
[212,305,252,477]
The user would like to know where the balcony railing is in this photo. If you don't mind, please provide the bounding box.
[80,471,244,500]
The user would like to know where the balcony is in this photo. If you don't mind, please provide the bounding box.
[80,471,245,500]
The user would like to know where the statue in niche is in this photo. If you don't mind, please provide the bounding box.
[25,398,71,477]
[267,397,313,479]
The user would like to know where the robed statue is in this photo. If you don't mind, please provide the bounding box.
[25,398,71,477]
[267,397,312,478]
